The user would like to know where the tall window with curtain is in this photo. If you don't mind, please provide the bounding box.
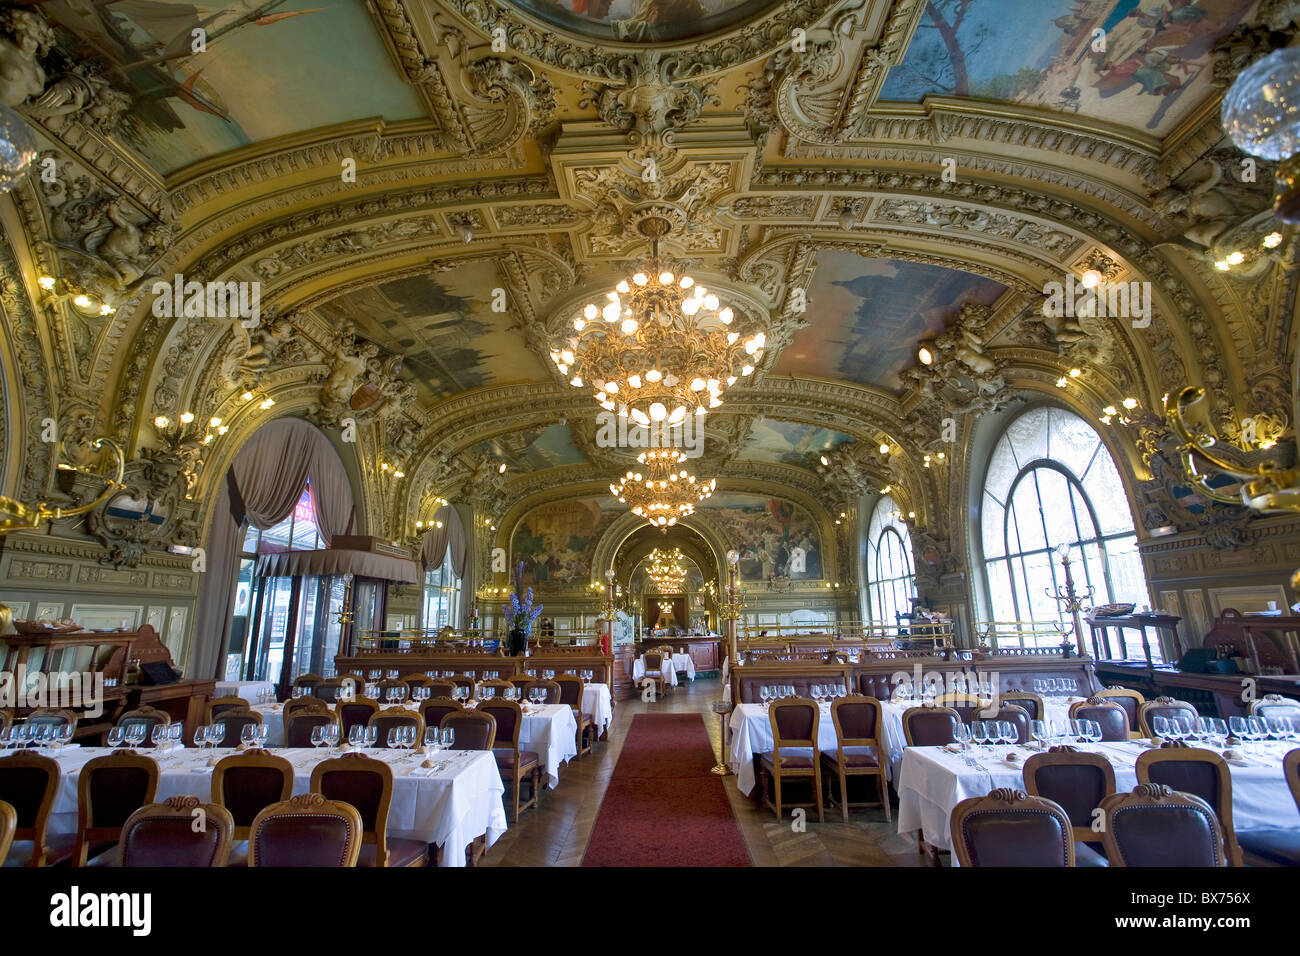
[866,495,917,626]
[422,544,463,630]
[979,405,1151,652]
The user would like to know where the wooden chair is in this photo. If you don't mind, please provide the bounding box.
[1068,699,1131,741]
[1024,750,1115,867]
[376,677,410,703]
[25,708,79,731]
[439,710,496,751]
[0,752,70,866]
[249,793,362,867]
[641,651,667,697]
[950,788,1075,867]
[475,678,516,700]
[427,680,457,699]
[119,796,234,867]
[0,800,14,864]
[532,679,561,704]
[338,697,381,738]
[555,674,596,757]
[999,691,1045,722]
[115,706,171,745]
[821,695,889,822]
[901,706,960,746]
[74,751,160,866]
[211,750,294,843]
[315,677,355,704]
[1250,694,1300,722]
[310,753,428,867]
[1137,696,1198,739]
[282,695,328,730]
[205,696,250,723]
[479,699,541,822]
[759,697,823,823]
[286,705,338,749]
[1136,747,1241,866]
[367,710,424,749]
[404,674,436,691]
[292,673,324,697]
[447,675,476,696]
[419,697,463,734]
[1098,784,1225,867]
[212,707,264,748]
[1096,688,1144,739]
[1238,748,1300,866]
[508,675,537,698]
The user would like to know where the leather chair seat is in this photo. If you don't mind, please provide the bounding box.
[357,838,429,867]
[493,748,541,771]
[820,747,880,769]
[760,748,815,771]
[1075,842,1109,867]
[1239,828,1300,866]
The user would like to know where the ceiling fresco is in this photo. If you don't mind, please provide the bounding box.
[511,496,621,587]
[773,252,1007,393]
[505,0,781,42]
[738,419,856,469]
[879,0,1261,135]
[469,424,588,473]
[697,492,822,581]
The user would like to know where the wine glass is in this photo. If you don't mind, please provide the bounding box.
[311,726,326,750]
[349,725,365,748]
[953,723,972,750]
[971,721,988,749]
[1247,716,1269,750]
[241,724,259,747]
[1030,719,1049,750]
[441,726,455,750]
[256,725,270,748]
[387,728,401,750]
[997,720,1016,747]
[364,726,378,750]
[1228,715,1249,746]
[324,724,340,750]
[811,684,822,704]
[426,727,441,752]
[191,725,207,748]
[1085,720,1103,746]
[1151,715,1170,742]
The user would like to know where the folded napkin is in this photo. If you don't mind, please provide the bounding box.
[943,743,962,753]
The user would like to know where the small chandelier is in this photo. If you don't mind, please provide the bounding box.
[551,218,766,427]
[646,547,689,592]
[611,448,716,530]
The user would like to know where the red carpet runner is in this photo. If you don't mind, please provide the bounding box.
[582,713,751,867]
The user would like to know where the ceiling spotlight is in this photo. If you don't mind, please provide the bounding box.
[1263,231,1284,248]
[1080,268,1103,289]
[879,443,890,455]
[917,345,934,366]
[498,462,507,474]
[819,455,829,466]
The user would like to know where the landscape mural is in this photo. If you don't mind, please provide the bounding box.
[700,493,821,581]
[469,424,587,473]
[879,0,1261,136]
[774,253,1006,393]
[39,0,424,173]
[315,268,549,402]
[739,419,856,470]
[512,497,621,588]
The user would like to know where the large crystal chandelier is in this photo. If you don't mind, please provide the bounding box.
[646,547,689,592]
[610,449,716,530]
[550,218,766,427]
[1221,46,1300,223]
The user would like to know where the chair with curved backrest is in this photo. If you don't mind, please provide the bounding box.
[1069,699,1130,742]
[427,680,456,699]
[0,800,14,864]
[479,699,541,822]
[532,680,561,704]
[286,706,338,749]
[1096,688,1144,738]
[419,697,463,734]
[0,752,70,866]
[25,708,78,732]
[1137,696,1199,739]
[367,710,424,749]
[508,675,536,698]
[119,796,234,867]
[376,678,410,703]
[1099,784,1225,867]
[74,751,160,865]
[115,706,171,745]
[475,679,515,700]
[901,707,960,747]
[1238,748,1300,866]
[950,788,1075,867]
[641,651,667,697]
[249,793,362,867]
[1250,694,1300,722]
[821,695,889,822]
[983,704,1031,744]
[759,697,823,823]
[555,675,596,757]
[206,696,250,723]
[999,691,1045,722]
[292,673,324,697]
[211,750,295,843]
[309,753,428,867]
[448,675,476,696]
[212,707,264,748]
[282,695,328,734]
[338,697,381,738]
[404,674,435,692]
[1023,751,1116,867]
[439,710,496,751]
[1136,748,1241,866]
[314,677,354,704]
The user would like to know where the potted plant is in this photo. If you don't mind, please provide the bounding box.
[502,561,543,657]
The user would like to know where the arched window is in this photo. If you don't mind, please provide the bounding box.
[866,495,916,626]
[979,406,1151,650]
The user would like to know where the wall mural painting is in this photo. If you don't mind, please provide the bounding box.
[512,498,621,588]
[774,253,1006,393]
[505,0,780,42]
[315,268,548,402]
[39,0,425,174]
[700,493,821,582]
[739,419,856,470]
[880,0,1261,136]
[470,424,588,473]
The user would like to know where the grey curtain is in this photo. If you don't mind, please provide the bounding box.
[419,504,467,578]
[191,418,355,679]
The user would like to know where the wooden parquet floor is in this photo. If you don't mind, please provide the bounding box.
[478,677,930,867]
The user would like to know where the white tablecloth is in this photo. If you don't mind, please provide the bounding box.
[42,745,507,867]
[517,703,579,788]
[670,653,696,680]
[896,739,1300,856]
[583,683,613,735]
[728,702,845,796]
[214,680,275,702]
[632,657,678,687]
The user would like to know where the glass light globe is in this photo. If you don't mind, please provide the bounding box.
[1221,47,1300,161]
[0,103,38,194]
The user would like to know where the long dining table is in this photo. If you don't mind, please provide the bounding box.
[896,738,1300,856]
[40,743,508,867]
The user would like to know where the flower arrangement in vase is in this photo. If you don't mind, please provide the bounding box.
[502,561,543,656]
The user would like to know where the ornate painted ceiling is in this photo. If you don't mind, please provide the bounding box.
[1,0,1296,593]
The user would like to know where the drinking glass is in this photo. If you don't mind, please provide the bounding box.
[1228,715,1249,744]
[426,728,441,751]
[151,725,167,749]
[997,720,1016,747]
[953,723,972,749]
[324,724,340,749]
[387,728,400,749]
[971,721,988,749]
[241,724,258,747]
[1152,716,1170,742]
[810,685,822,703]
[311,726,325,749]
[1085,721,1103,746]
[192,726,207,748]
[364,726,378,749]
[0,726,15,752]
[349,725,365,748]
[441,727,455,749]
[1247,716,1269,748]
[1030,720,1048,750]
[209,723,226,748]
[169,724,183,748]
